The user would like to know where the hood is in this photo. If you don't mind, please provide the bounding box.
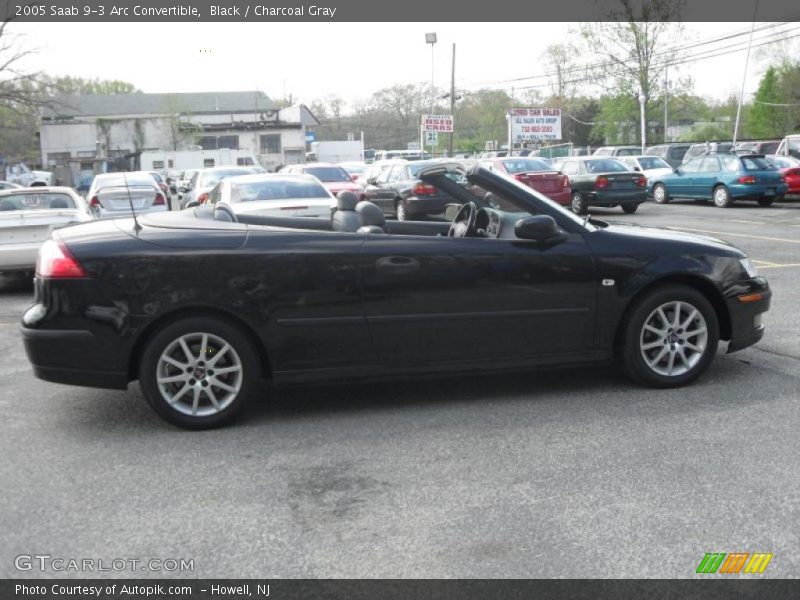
[601,221,745,257]
[324,181,362,194]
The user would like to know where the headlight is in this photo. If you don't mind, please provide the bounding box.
[740,257,758,278]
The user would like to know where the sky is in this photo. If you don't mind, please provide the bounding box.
[11,21,798,109]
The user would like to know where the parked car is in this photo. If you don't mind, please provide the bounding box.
[200,173,336,219]
[775,134,800,159]
[338,161,368,184]
[86,171,168,218]
[617,156,674,199]
[734,140,780,155]
[765,155,800,195]
[22,162,771,428]
[645,143,691,168]
[682,142,734,164]
[359,160,406,189]
[279,163,364,200]
[478,157,570,205]
[362,160,463,220]
[0,181,23,191]
[551,157,647,214]
[592,146,642,157]
[649,154,787,207]
[180,167,255,209]
[0,187,93,275]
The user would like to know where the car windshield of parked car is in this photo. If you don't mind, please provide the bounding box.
[200,169,252,188]
[637,157,670,170]
[234,180,331,202]
[0,193,77,211]
[305,167,351,182]
[584,159,628,173]
[501,158,552,173]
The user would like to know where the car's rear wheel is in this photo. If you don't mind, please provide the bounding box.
[620,285,719,388]
[653,183,669,204]
[757,197,775,207]
[622,203,639,214]
[139,316,261,429]
[571,192,588,215]
[395,199,408,221]
[712,185,732,208]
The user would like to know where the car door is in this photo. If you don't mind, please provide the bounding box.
[669,157,701,197]
[691,157,721,198]
[364,164,394,209]
[359,230,598,369]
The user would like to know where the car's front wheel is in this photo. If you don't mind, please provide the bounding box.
[139,316,261,429]
[571,192,588,215]
[653,183,669,204]
[620,285,719,388]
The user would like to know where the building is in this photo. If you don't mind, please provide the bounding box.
[39,91,319,183]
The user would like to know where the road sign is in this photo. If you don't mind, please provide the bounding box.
[304,131,316,143]
[508,107,562,141]
[425,131,438,147]
[422,114,454,133]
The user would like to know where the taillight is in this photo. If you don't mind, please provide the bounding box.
[154,192,166,206]
[350,174,359,182]
[595,176,609,189]
[89,196,100,209]
[197,192,209,203]
[636,176,647,187]
[737,175,756,184]
[412,183,436,196]
[562,176,570,188]
[36,239,87,279]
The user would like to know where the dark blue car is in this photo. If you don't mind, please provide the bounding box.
[649,153,787,208]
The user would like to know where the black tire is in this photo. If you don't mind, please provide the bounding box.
[653,183,670,204]
[571,191,588,215]
[138,316,261,429]
[395,199,408,221]
[622,203,639,214]
[620,285,719,388]
[712,185,732,208]
[757,197,775,207]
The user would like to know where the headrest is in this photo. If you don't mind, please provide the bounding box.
[336,191,358,211]
[355,201,385,227]
[50,198,69,209]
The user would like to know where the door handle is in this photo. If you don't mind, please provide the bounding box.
[376,256,420,272]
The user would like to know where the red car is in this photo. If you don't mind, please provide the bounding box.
[481,157,571,205]
[280,163,364,200]
[767,155,800,195]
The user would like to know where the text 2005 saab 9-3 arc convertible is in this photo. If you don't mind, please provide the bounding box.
[21,163,771,429]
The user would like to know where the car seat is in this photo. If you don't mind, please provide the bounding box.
[50,198,69,209]
[332,191,361,232]
[355,200,386,234]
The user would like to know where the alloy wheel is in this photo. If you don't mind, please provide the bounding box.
[156,332,243,417]
[639,301,708,377]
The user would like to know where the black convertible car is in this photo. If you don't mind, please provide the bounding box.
[22,163,770,429]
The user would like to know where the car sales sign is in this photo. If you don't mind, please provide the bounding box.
[509,107,562,141]
[422,114,454,133]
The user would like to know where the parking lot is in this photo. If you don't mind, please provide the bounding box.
[1,199,799,579]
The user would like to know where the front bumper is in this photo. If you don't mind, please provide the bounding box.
[725,277,771,353]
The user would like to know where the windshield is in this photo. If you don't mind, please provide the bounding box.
[583,159,628,173]
[637,157,670,170]
[501,158,552,173]
[200,169,253,188]
[0,193,77,210]
[305,166,351,182]
[234,179,331,202]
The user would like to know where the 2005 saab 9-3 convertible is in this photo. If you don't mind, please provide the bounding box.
[22,163,771,429]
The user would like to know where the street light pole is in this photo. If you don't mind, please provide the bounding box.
[733,0,759,145]
[424,32,437,153]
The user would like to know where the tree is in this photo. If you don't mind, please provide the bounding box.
[161,95,201,151]
[580,0,688,145]
[43,75,139,95]
[747,67,783,139]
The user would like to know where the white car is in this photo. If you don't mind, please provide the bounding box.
[618,155,674,179]
[86,171,168,219]
[205,173,336,219]
[0,181,23,191]
[0,187,93,274]
[180,167,257,209]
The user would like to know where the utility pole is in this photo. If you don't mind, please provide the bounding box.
[449,43,456,157]
[663,64,668,143]
[733,0,759,144]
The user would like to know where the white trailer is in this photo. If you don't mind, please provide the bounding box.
[140,149,261,172]
[307,141,364,163]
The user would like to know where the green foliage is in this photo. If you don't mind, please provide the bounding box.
[747,67,783,138]
[43,75,140,96]
[677,123,732,142]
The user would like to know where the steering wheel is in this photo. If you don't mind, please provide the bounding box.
[448,201,477,238]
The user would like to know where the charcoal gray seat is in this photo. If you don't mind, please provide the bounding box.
[355,200,386,234]
[332,191,361,232]
[50,198,69,209]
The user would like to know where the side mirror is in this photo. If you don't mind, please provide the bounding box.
[634,166,641,172]
[673,167,681,174]
[366,177,377,185]
[185,200,200,208]
[514,215,566,243]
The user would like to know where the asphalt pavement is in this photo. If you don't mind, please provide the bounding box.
[1,199,799,579]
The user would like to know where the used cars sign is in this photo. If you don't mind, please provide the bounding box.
[509,107,562,141]
[422,114,454,133]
